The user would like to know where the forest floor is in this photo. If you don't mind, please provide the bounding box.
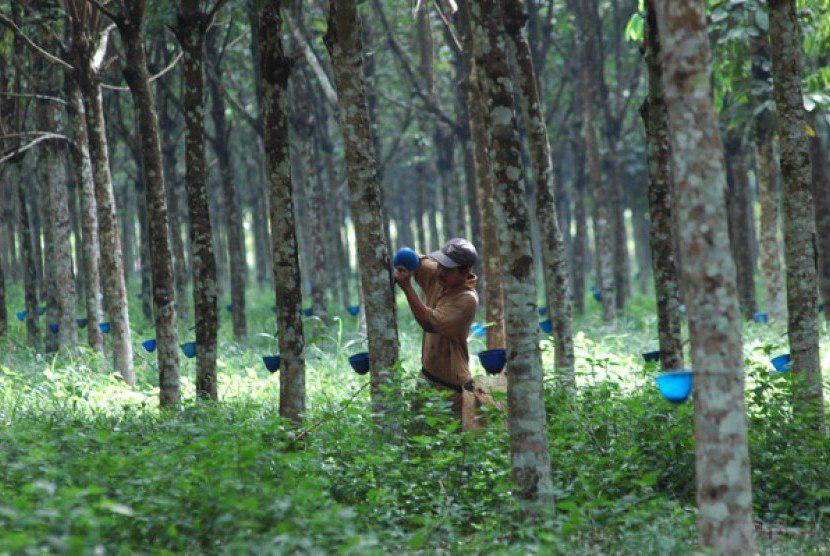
[0,285,829,554]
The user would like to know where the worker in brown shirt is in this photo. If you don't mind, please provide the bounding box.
[393,238,479,420]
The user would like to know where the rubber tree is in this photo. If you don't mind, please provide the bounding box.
[502,0,574,382]
[466,0,554,505]
[654,0,756,551]
[766,0,825,428]
[259,0,307,423]
[325,0,401,418]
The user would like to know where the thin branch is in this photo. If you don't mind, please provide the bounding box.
[285,12,338,105]
[83,0,120,25]
[206,63,262,136]
[206,0,231,21]
[91,23,117,71]
[0,92,66,105]
[101,50,183,91]
[431,0,462,55]
[0,12,74,70]
[0,133,71,165]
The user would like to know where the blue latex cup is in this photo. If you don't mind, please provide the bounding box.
[470,323,486,337]
[16,311,26,321]
[303,308,313,317]
[754,312,770,324]
[48,323,59,334]
[642,350,661,363]
[225,304,233,312]
[655,370,693,403]
[593,292,603,302]
[36,306,46,316]
[76,318,88,328]
[98,322,111,334]
[771,354,791,373]
[347,305,360,316]
[539,319,553,334]
[478,348,507,374]
[348,352,370,375]
[538,307,549,316]
[263,355,281,373]
[180,342,197,358]
[142,339,157,353]
[393,247,420,271]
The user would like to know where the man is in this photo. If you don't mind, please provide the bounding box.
[393,238,479,423]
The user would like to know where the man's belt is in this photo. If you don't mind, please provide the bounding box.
[421,368,474,393]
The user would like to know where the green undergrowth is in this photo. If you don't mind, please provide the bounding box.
[0,284,828,553]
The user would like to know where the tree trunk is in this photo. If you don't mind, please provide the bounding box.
[655,0,756,551]
[37,79,77,348]
[755,129,787,322]
[67,81,105,353]
[325,0,401,418]
[641,0,683,371]
[468,0,553,505]
[503,0,574,381]
[206,30,247,341]
[175,0,219,401]
[570,132,587,314]
[809,121,830,323]
[120,12,181,407]
[767,0,825,427]
[17,180,39,346]
[135,170,154,321]
[457,3,506,349]
[724,137,757,320]
[260,0,307,423]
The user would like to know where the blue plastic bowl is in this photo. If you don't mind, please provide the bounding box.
[538,307,549,316]
[470,323,487,337]
[593,292,603,302]
[16,311,26,321]
[98,322,111,334]
[142,339,157,353]
[771,354,791,373]
[48,323,59,334]
[753,312,769,324]
[225,304,233,312]
[655,370,693,403]
[539,319,553,334]
[642,350,661,363]
[348,352,370,375]
[679,304,687,315]
[76,318,88,328]
[478,348,507,374]
[347,305,360,316]
[819,303,825,313]
[303,307,313,317]
[393,247,420,271]
[180,342,197,358]
[36,306,46,316]
[589,285,598,293]
[262,355,281,372]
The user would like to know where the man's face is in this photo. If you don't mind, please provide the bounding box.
[437,264,468,288]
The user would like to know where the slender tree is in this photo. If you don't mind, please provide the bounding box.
[466,0,553,504]
[325,0,401,417]
[260,0,307,423]
[640,0,683,370]
[809,118,830,322]
[655,0,756,551]
[502,0,574,381]
[766,0,825,426]
[174,0,225,401]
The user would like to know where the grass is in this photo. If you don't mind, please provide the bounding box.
[0,282,828,554]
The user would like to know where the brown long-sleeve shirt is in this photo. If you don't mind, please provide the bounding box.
[413,256,479,388]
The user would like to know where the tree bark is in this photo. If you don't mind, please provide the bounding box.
[755,127,787,322]
[119,6,181,407]
[570,130,587,315]
[456,3,506,349]
[654,0,756,551]
[260,0,307,423]
[467,0,553,505]
[67,80,105,352]
[641,0,683,371]
[723,137,757,320]
[325,0,401,417]
[503,0,574,381]
[174,0,220,401]
[767,0,825,427]
[809,120,830,323]
[17,180,39,346]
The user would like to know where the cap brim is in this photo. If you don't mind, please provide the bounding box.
[429,250,460,268]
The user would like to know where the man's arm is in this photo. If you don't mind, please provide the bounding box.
[401,281,438,333]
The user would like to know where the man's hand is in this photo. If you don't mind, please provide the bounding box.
[394,267,412,289]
